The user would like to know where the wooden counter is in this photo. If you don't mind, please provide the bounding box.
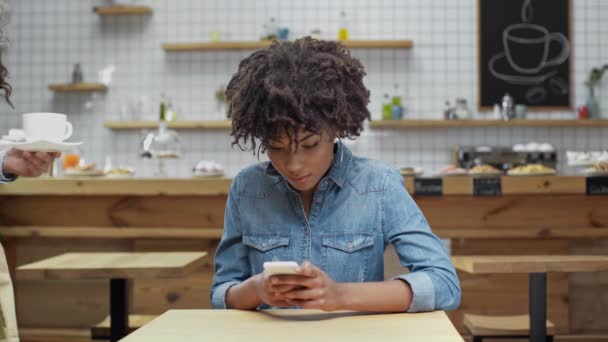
[1,176,607,337]
[0,175,597,196]
[0,178,232,196]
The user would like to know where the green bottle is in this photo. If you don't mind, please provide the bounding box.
[382,93,392,120]
[159,96,167,122]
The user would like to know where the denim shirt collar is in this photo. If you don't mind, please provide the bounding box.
[263,141,353,188]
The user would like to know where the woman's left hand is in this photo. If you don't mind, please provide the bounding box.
[270,261,344,311]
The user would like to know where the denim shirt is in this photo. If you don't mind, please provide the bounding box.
[211,143,461,312]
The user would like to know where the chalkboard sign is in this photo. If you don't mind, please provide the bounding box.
[587,177,608,196]
[479,0,572,110]
[414,178,443,197]
[473,177,502,196]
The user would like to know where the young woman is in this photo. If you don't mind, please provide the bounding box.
[0,14,59,340]
[211,37,460,313]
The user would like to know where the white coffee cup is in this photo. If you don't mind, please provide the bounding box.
[23,113,73,142]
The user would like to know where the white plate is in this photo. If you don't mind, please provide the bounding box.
[192,171,225,178]
[64,169,105,177]
[0,140,82,152]
[507,171,557,176]
[105,173,135,179]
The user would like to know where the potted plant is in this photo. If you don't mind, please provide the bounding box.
[585,64,608,119]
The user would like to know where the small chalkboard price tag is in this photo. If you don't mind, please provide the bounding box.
[586,177,608,196]
[414,178,443,196]
[473,177,502,196]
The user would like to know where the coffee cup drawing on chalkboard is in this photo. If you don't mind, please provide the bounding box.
[488,0,570,104]
[504,23,569,74]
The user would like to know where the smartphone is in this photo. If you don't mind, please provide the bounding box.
[263,261,299,276]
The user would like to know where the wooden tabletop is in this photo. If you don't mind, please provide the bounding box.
[121,309,463,342]
[17,252,207,280]
[452,255,608,274]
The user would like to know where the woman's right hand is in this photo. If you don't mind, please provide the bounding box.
[253,273,300,307]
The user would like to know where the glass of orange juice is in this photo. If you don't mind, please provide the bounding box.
[63,150,80,170]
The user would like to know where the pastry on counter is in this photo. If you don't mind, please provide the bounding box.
[584,162,608,176]
[439,165,468,176]
[507,163,556,176]
[193,160,224,178]
[105,166,136,178]
[399,167,423,177]
[64,163,105,177]
[469,164,502,176]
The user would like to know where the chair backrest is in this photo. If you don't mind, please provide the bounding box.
[0,243,19,342]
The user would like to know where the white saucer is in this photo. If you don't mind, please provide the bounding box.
[489,52,559,86]
[0,140,83,152]
[192,171,225,178]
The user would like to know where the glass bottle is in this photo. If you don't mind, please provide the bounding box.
[454,98,471,119]
[262,17,278,41]
[72,63,83,84]
[382,93,392,120]
[338,11,349,41]
[586,86,600,119]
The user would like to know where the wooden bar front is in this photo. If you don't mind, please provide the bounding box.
[0,177,607,336]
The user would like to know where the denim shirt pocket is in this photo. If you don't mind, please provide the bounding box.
[243,233,291,274]
[321,232,374,283]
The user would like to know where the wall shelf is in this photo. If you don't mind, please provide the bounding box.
[48,83,108,93]
[162,39,414,52]
[369,119,608,129]
[104,120,232,130]
[104,119,607,130]
[94,5,153,16]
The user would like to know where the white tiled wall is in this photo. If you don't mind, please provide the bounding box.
[1,0,607,177]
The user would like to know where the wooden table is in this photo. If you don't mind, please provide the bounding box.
[452,255,608,342]
[17,252,207,342]
[121,309,464,341]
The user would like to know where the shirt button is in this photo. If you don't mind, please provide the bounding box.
[262,242,268,248]
[347,242,353,249]
[315,196,323,203]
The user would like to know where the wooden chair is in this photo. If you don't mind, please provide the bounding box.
[464,313,555,342]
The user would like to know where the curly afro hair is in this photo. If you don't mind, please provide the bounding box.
[0,55,12,107]
[226,37,370,153]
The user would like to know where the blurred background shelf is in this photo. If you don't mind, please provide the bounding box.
[369,119,608,129]
[48,83,108,93]
[104,120,232,130]
[162,39,414,52]
[94,5,153,16]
